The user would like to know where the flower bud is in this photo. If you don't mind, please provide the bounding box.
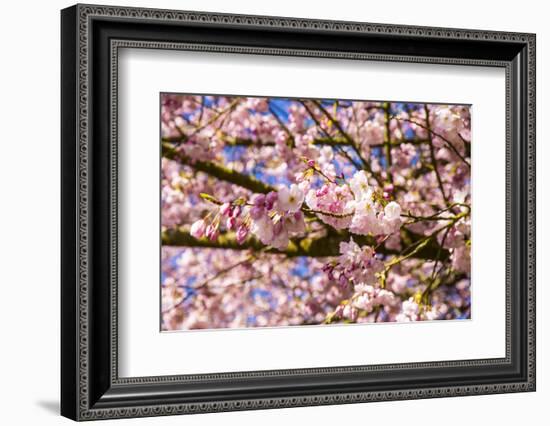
[205,223,219,241]
[219,202,233,217]
[265,191,278,210]
[338,273,348,288]
[230,205,242,218]
[316,185,329,197]
[236,224,249,245]
[226,216,237,231]
[190,219,206,239]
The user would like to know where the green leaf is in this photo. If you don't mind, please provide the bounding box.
[303,168,314,179]
[233,197,247,206]
[199,193,221,205]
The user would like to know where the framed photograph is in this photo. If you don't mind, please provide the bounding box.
[61,4,536,421]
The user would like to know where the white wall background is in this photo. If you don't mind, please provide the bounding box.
[0,0,546,424]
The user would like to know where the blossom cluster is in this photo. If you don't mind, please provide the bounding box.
[189,169,402,255]
[189,184,308,250]
[324,239,384,288]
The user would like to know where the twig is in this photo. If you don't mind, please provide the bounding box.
[423,104,450,207]
[392,115,470,168]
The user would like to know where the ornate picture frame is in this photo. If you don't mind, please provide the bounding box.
[61,4,535,421]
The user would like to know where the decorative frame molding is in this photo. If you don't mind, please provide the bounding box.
[61,4,535,421]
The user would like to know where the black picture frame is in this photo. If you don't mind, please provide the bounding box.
[61,4,536,421]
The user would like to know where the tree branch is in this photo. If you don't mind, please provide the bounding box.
[299,101,364,171]
[162,142,274,194]
[382,102,394,183]
[423,104,450,207]
[310,100,374,172]
[393,116,470,168]
[162,227,449,261]
[161,135,430,149]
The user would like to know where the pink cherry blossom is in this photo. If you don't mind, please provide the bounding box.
[349,170,373,200]
[251,215,274,246]
[384,201,401,221]
[276,184,305,213]
[305,184,354,229]
[161,95,471,330]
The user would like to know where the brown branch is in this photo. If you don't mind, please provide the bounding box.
[162,228,449,261]
[310,100,373,171]
[299,101,363,171]
[268,105,295,146]
[382,102,394,183]
[162,142,274,194]
[393,116,470,167]
[423,104,450,207]
[186,99,240,140]
[161,136,430,150]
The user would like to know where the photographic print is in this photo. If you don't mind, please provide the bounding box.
[160,94,471,331]
[61,7,535,417]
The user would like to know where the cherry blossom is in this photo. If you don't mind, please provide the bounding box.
[332,239,383,287]
[395,298,420,322]
[305,184,354,229]
[161,95,471,330]
[276,184,305,213]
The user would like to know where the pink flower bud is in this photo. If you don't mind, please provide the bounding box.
[316,185,329,197]
[236,224,249,245]
[205,224,219,241]
[231,205,242,218]
[226,216,237,231]
[307,159,316,167]
[190,219,206,239]
[265,191,278,210]
[338,273,348,288]
[219,202,233,217]
[322,264,335,281]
